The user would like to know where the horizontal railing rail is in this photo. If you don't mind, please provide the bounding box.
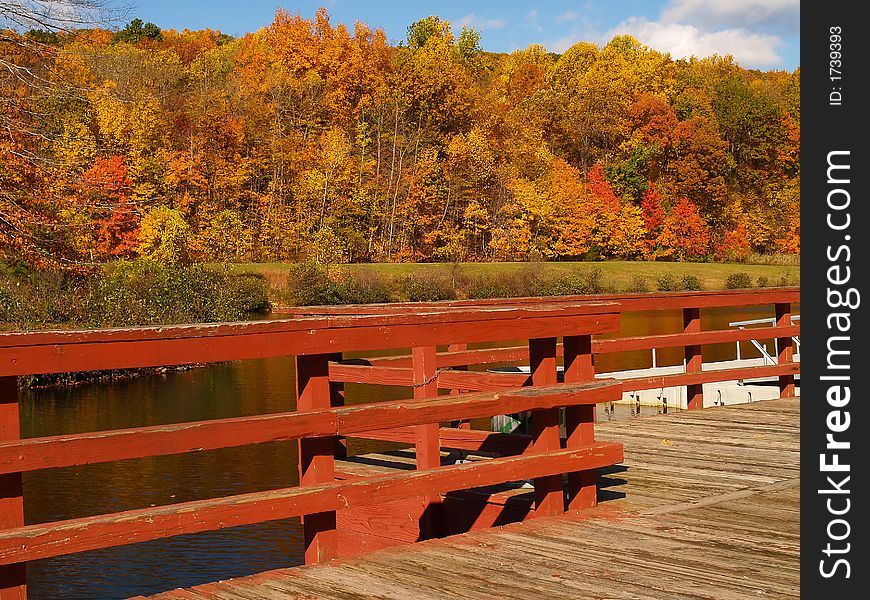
[325,290,799,406]
[0,300,624,598]
[0,381,617,475]
[0,289,799,598]
[0,380,621,565]
[282,287,800,315]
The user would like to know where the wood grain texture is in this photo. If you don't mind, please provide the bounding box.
[683,307,703,410]
[620,362,800,393]
[775,303,796,398]
[563,335,596,510]
[296,354,337,564]
[0,313,619,377]
[529,338,563,517]
[412,346,441,540]
[286,288,800,315]
[0,377,24,600]
[0,380,620,475]
[0,442,622,565]
[151,397,800,600]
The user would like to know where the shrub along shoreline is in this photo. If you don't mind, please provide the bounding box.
[2,258,800,331]
[274,260,799,307]
[2,258,798,387]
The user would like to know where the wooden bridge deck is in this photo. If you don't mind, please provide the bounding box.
[144,397,800,600]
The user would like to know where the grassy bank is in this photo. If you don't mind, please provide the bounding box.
[1,260,270,331]
[220,260,800,307]
[2,259,799,331]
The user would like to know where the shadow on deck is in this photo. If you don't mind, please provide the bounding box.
[143,397,800,600]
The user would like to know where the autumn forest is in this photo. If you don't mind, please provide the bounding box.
[1,9,800,269]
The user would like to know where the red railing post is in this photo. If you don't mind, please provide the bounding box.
[683,307,703,410]
[563,335,597,510]
[0,376,25,600]
[328,353,347,459]
[296,354,337,564]
[412,345,442,538]
[529,337,564,517]
[775,303,796,397]
[447,343,470,428]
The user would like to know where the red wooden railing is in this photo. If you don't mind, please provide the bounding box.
[310,288,800,409]
[0,289,799,598]
[0,301,625,599]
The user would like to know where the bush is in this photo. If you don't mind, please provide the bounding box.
[285,263,393,305]
[212,272,271,320]
[745,253,800,266]
[539,268,609,296]
[623,275,649,293]
[95,260,270,325]
[465,273,520,299]
[756,276,769,288]
[398,272,456,302]
[285,261,342,306]
[725,272,754,289]
[681,275,703,291]
[465,268,536,299]
[655,274,681,292]
[1,260,270,329]
[0,269,94,328]
[335,270,392,304]
[776,271,800,287]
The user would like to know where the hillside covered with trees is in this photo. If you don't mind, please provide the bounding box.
[1,9,800,269]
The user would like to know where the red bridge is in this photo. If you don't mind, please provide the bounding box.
[0,288,799,599]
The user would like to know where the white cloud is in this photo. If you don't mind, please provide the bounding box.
[608,17,783,68]
[549,33,580,54]
[523,9,543,32]
[457,13,507,31]
[661,0,799,33]
[555,10,579,25]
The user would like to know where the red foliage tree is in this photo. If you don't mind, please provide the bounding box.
[660,197,710,260]
[80,156,139,258]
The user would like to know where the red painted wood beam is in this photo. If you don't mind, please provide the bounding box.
[563,335,597,510]
[296,354,337,564]
[0,380,621,475]
[328,364,413,386]
[529,337,563,517]
[0,376,25,600]
[683,308,704,410]
[355,324,800,370]
[0,313,619,377]
[284,288,800,315]
[413,345,442,538]
[620,362,800,393]
[356,427,534,455]
[775,303,796,398]
[594,324,800,354]
[0,442,623,565]
[435,370,530,392]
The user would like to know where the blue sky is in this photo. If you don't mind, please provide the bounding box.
[121,0,799,71]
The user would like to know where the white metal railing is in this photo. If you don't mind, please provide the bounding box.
[728,315,800,364]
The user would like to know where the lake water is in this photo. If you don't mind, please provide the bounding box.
[19,305,795,599]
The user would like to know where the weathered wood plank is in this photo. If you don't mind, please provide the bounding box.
[0,380,620,475]
[620,362,800,392]
[0,312,620,377]
[0,442,622,564]
[0,376,25,600]
[363,323,800,369]
[528,337,563,517]
[286,288,800,315]
[296,353,337,564]
[563,334,596,510]
[151,397,799,600]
